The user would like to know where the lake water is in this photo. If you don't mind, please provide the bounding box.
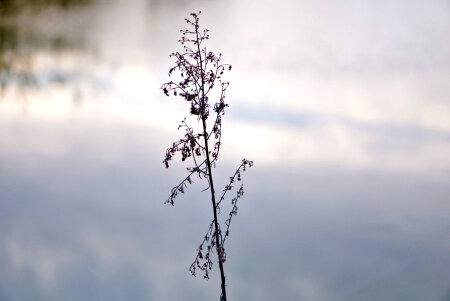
[1,0,449,300]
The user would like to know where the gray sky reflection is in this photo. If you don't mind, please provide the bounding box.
[0,0,449,300]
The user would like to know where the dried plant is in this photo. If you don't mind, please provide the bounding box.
[161,11,253,301]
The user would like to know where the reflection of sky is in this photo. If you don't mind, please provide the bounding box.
[1,0,449,300]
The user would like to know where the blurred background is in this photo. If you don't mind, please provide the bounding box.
[1,0,449,300]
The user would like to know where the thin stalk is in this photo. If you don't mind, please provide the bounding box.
[197,28,227,301]
[202,118,227,301]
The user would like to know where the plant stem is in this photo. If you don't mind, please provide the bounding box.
[196,26,227,301]
[202,117,227,301]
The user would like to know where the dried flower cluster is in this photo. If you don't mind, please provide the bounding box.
[161,11,253,301]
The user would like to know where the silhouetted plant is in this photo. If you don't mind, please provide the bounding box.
[161,11,253,301]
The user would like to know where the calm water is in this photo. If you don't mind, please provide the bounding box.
[1,0,449,300]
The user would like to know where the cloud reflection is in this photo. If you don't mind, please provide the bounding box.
[0,0,449,300]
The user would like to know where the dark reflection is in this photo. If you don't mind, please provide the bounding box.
[0,23,35,92]
[0,0,94,96]
[0,0,94,14]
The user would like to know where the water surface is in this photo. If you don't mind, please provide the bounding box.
[1,0,449,300]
